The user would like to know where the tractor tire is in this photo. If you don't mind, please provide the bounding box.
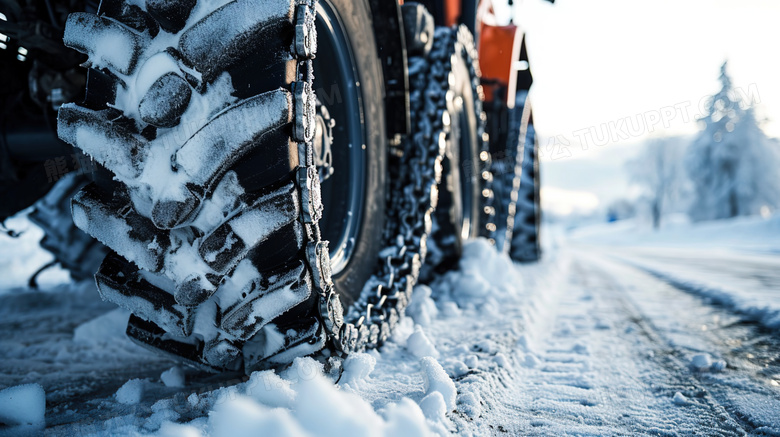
[490,90,541,262]
[510,102,541,262]
[58,0,437,372]
[28,173,107,283]
[422,25,492,274]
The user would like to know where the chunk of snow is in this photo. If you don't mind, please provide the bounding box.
[522,353,541,368]
[494,353,509,368]
[0,384,45,426]
[673,392,689,406]
[144,399,181,431]
[382,398,432,437]
[464,354,479,369]
[339,353,376,391]
[517,334,533,353]
[419,391,447,422]
[444,360,469,378]
[449,271,490,305]
[208,396,309,437]
[476,339,497,354]
[690,354,712,371]
[280,357,323,383]
[245,370,295,409]
[390,317,414,345]
[116,379,145,405]
[407,326,439,359]
[439,301,462,318]
[187,393,201,409]
[458,392,482,418]
[711,359,727,372]
[161,367,185,388]
[407,284,439,326]
[293,373,382,436]
[73,309,130,345]
[419,357,456,411]
[458,239,522,294]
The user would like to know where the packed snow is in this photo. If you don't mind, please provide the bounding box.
[1,217,780,434]
[115,379,145,406]
[0,384,45,428]
[160,368,186,389]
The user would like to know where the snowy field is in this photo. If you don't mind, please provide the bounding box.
[1,216,780,435]
[571,215,780,331]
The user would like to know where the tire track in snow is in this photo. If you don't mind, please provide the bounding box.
[488,252,744,436]
[601,249,780,388]
[603,248,780,333]
[583,252,780,435]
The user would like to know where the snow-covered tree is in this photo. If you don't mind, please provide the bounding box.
[628,136,689,229]
[606,198,636,222]
[685,62,780,221]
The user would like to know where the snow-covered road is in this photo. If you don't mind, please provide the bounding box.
[1,236,779,435]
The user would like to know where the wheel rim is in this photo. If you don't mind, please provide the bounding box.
[449,56,480,243]
[313,0,367,277]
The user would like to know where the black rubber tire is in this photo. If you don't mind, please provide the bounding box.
[490,90,541,262]
[510,107,542,262]
[425,26,491,274]
[28,173,107,282]
[58,0,391,372]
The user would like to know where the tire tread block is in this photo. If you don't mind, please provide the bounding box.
[64,12,149,75]
[72,184,168,272]
[179,0,296,81]
[97,252,193,336]
[199,182,300,274]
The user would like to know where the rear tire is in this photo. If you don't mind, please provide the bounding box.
[510,103,542,262]
[423,25,492,274]
[490,91,541,262]
[28,173,107,282]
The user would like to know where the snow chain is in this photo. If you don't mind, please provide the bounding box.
[332,25,494,355]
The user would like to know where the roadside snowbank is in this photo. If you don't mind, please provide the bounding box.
[569,214,780,254]
[623,257,780,331]
[568,215,780,331]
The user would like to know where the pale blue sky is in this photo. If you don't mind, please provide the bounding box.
[516,0,780,153]
[507,0,780,215]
